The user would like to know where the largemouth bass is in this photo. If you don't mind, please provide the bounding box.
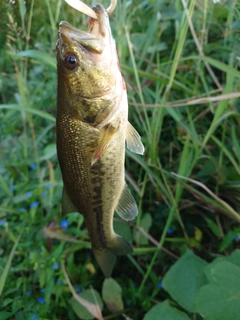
[56,3,144,277]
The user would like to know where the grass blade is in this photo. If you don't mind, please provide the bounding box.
[15,50,56,68]
[0,104,55,121]
[0,231,22,296]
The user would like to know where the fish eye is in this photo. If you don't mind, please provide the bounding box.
[64,53,77,70]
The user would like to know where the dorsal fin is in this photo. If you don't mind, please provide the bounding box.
[126,121,144,155]
[115,184,138,221]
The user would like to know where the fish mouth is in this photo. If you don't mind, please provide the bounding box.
[58,21,104,54]
[57,4,111,55]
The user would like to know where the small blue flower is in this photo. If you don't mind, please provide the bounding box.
[42,191,47,197]
[46,183,52,188]
[30,164,37,169]
[56,279,62,284]
[26,290,32,295]
[126,300,131,307]
[51,262,60,270]
[167,228,174,234]
[10,185,15,191]
[157,281,162,289]
[235,235,239,240]
[0,220,6,226]
[30,202,39,208]
[38,297,46,303]
[77,285,82,293]
[41,288,46,293]
[32,316,38,320]
[60,220,69,229]
[26,191,32,198]
[19,207,25,212]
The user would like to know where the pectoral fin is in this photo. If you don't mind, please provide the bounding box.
[91,122,120,165]
[62,187,78,215]
[126,122,144,155]
[115,184,138,221]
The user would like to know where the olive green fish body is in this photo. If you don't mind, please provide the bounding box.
[56,4,144,277]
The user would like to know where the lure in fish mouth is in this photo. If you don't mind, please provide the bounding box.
[56,2,144,277]
[64,0,117,19]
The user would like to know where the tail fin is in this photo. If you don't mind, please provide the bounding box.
[93,235,133,278]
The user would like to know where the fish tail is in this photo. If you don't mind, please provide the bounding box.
[93,235,133,278]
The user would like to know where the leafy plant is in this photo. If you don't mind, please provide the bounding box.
[160,249,240,320]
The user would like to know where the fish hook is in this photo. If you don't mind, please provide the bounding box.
[106,0,117,15]
[64,0,117,19]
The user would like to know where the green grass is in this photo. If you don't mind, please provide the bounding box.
[1,0,240,319]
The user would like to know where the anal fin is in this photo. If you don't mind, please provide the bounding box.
[93,235,132,278]
[126,121,144,155]
[62,187,78,215]
[115,184,138,221]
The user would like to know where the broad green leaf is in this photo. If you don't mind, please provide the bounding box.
[113,220,132,244]
[162,249,208,312]
[225,249,240,267]
[196,261,240,320]
[69,289,103,320]
[40,143,57,161]
[134,213,152,245]
[204,249,240,281]
[102,278,124,313]
[143,300,190,320]
[2,298,14,307]
[0,312,12,320]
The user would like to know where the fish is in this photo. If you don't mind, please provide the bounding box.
[56,2,144,277]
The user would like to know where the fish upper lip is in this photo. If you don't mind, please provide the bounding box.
[59,4,110,40]
[59,21,100,41]
[58,21,105,55]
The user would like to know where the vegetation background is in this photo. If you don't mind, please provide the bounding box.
[1,0,240,319]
